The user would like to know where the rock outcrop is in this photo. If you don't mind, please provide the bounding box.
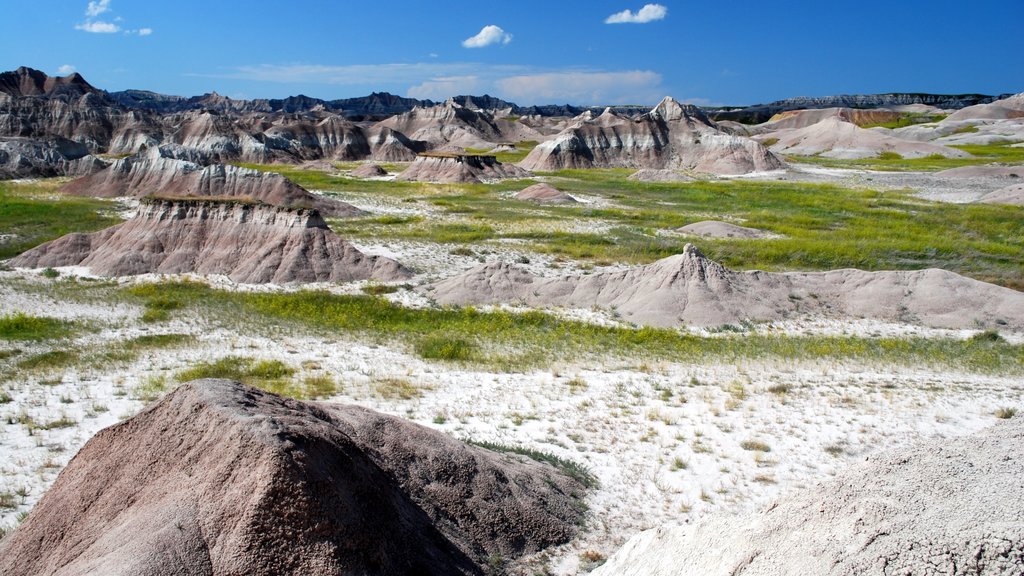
[945,92,1024,121]
[676,220,771,239]
[397,153,531,183]
[0,137,107,179]
[0,379,587,575]
[428,244,1024,329]
[9,198,407,284]
[515,183,577,203]
[350,163,388,178]
[978,183,1024,206]
[593,417,1024,576]
[756,107,903,131]
[758,117,968,159]
[518,97,784,175]
[375,99,544,150]
[62,146,363,217]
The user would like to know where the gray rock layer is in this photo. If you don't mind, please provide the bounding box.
[397,154,531,183]
[0,380,586,576]
[518,97,784,175]
[429,244,1024,329]
[0,137,107,179]
[62,147,363,218]
[594,417,1024,576]
[9,198,409,284]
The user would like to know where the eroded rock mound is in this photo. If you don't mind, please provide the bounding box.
[758,107,902,131]
[594,417,1024,576]
[350,163,388,178]
[515,183,576,203]
[62,146,363,217]
[759,117,967,159]
[397,153,531,183]
[518,97,784,175]
[0,380,587,575]
[9,198,408,284]
[375,99,543,150]
[428,244,1024,329]
[945,92,1024,121]
[677,220,771,239]
[0,137,107,179]
[978,183,1024,206]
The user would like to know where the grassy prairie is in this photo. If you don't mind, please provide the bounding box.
[0,180,123,259]
[100,281,1024,375]
[786,141,1024,171]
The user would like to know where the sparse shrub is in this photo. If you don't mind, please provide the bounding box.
[0,492,16,509]
[877,151,903,160]
[360,284,399,296]
[994,407,1017,419]
[970,330,1005,344]
[40,267,59,279]
[39,415,76,430]
[432,414,447,425]
[373,377,421,400]
[133,375,169,402]
[767,383,792,395]
[302,374,338,399]
[468,439,598,489]
[740,439,771,452]
[140,295,183,323]
[0,392,12,404]
[824,443,845,457]
[175,356,296,395]
[670,456,688,471]
[449,246,475,257]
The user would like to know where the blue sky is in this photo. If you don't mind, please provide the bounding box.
[1,0,1021,106]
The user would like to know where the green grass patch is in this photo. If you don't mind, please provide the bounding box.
[469,439,598,489]
[0,180,123,259]
[175,356,298,396]
[787,140,1024,172]
[0,313,73,341]
[861,112,948,130]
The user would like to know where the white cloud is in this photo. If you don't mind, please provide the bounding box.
[56,64,77,75]
[85,0,111,18]
[201,63,665,106]
[495,70,664,105]
[407,76,485,100]
[462,25,512,48]
[75,20,120,33]
[605,3,668,24]
[137,27,153,36]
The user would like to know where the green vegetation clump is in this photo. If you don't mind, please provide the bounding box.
[0,313,73,341]
[415,335,477,361]
[175,356,300,397]
[994,407,1017,419]
[469,439,598,489]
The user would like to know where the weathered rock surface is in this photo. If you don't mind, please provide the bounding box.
[978,183,1024,206]
[627,169,695,182]
[428,244,1024,329]
[756,107,902,131]
[350,163,388,178]
[62,147,363,217]
[9,198,407,284]
[676,220,771,239]
[397,153,531,183]
[945,92,1024,121]
[515,183,576,203]
[936,165,1024,178]
[759,117,968,159]
[707,92,1006,124]
[375,99,544,150]
[0,137,107,179]
[593,417,1024,576]
[0,379,587,575]
[519,97,784,175]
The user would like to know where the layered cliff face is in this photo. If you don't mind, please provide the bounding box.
[9,198,407,284]
[61,147,363,217]
[396,153,532,183]
[0,380,587,575]
[0,136,107,179]
[519,97,784,175]
[428,244,1024,329]
[708,92,1007,124]
[375,99,545,150]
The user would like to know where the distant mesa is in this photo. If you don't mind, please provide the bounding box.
[349,162,388,178]
[756,107,903,131]
[593,416,1024,576]
[676,220,771,239]
[397,152,531,184]
[944,92,1024,121]
[8,197,408,284]
[428,243,1024,329]
[62,146,364,218]
[518,97,785,175]
[515,183,577,204]
[0,380,587,575]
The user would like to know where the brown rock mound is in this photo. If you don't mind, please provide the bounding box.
[515,183,576,203]
[594,417,1024,576]
[350,163,388,178]
[0,380,587,576]
[677,220,771,239]
[978,183,1024,206]
[518,97,784,175]
[759,117,967,160]
[63,146,364,218]
[760,107,902,131]
[428,244,1024,329]
[8,197,410,284]
[397,153,531,183]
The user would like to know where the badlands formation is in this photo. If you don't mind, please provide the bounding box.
[10,198,408,283]
[1,66,1023,575]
